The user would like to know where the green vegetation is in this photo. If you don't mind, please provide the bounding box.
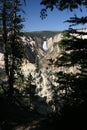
[0,0,25,98]
[0,0,87,130]
[24,30,61,39]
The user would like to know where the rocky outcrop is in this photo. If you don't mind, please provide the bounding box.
[21,36,45,64]
[0,53,4,69]
[0,35,44,80]
[30,61,81,115]
[27,30,87,115]
[47,33,62,49]
[0,29,87,115]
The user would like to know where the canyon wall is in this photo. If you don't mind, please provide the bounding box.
[0,29,87,115]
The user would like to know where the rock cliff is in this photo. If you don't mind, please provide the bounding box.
[0,29,87,115]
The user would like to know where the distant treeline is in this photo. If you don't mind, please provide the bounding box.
[23,31,62,39]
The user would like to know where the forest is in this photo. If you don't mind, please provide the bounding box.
[0,0,87,130]
[24,31,61,39]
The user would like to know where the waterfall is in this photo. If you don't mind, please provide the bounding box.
[43,41,48,51]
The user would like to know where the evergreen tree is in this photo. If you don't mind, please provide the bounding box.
[40,0,87,118]
[0,0,24,98]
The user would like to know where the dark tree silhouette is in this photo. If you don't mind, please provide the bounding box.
[0,0,24,99]
[40,1,87,129]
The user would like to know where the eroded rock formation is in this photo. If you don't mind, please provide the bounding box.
[0,29,87,115]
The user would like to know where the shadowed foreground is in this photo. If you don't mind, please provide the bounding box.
[0,96,87,130]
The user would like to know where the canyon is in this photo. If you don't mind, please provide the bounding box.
[0,28,87,115]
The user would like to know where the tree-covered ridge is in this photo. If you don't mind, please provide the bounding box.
[24,30,61,39]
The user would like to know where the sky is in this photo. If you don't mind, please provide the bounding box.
[22,0,87,32]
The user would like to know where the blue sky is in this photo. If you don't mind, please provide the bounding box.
[22,0,87,32]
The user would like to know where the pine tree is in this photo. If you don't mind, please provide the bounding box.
[40,0,87,117]
[0,0,24,98]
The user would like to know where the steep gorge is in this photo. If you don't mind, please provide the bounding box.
[0,29,87,115]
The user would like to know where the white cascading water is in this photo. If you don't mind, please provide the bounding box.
[43,41,48,51]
